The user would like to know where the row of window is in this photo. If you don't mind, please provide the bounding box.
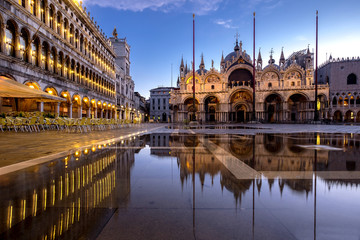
[16,0,115,77]
[3,19,115,98]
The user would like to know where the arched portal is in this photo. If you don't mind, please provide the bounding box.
[229,90,252,122]
[288,93,308,122]
[184,98,199,121]
[265,94,283,123]
[333,110,342,122]
[204,96,219,122]
[345,110,354,122]
[236,104,247,122]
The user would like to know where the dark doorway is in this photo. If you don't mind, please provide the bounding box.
[237,110,245,122]
[162,113,167,122]
[209,106,215,122]
[268,105,275,122]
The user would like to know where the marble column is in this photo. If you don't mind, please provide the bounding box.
[39,102,44,112]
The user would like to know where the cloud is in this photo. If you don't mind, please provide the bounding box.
[83,0,223,15]
[214,19,237,29]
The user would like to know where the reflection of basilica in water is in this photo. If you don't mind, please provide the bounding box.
[148,133,360,203]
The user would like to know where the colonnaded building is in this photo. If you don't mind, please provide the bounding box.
[0,0,141,121]
[170,39,330,123]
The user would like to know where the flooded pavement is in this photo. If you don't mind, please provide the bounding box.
[1,131,360,240]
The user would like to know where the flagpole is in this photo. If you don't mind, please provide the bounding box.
[192,14,196,121]
[314,10,319,122]
[252,12,256,122]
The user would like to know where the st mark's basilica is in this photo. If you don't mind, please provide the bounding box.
[170,38,330,123]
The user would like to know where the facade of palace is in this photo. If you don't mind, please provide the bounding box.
[170,39,330,123]
[318,56,360,122]
[0,0,141,121]
[149,86,176,122]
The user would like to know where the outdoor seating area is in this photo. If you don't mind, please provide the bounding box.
[0,111,134,133]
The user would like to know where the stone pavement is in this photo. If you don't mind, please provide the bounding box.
[0,123,165,168]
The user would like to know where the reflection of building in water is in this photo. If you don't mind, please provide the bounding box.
[0,148,116,239]
[148,133,172,156]
[0,137,144,240]
[255,133,328,172]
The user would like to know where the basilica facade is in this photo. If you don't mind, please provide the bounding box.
[170,39,329,123]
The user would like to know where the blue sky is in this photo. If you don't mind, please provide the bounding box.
[83,0,360,98]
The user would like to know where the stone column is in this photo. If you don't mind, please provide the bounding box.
[101,109,104,119]
[15,32,21,59]
[94,106,97,118]
[56,102,60,117]
[1,23,5,54]
[87,108,91,118]
[69,103,72,118]
[78,105,82,119]
[39,102,44,113]
[45,6,50,26]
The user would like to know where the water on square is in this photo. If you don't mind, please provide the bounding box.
[0,132,360,240]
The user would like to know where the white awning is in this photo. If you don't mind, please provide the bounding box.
[0,76,66,102]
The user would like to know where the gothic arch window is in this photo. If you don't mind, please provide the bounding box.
[69,24,74,45]
[268,83,272,88]
[332,97,337,106]
[57,51,63,76]
[19,0,26,7]
[70,60,75,81]
[31,0,37,16]
[347,73,357,85]
[20,29,29,62]
[5,21,16,57]
[50,47,56,72]
[49,6,55,29]
[31,38,40,66]
[40,0,46,23]
[63,18,68,40]
[57,12,62,33]
[41,42,49,70]
[75,30,79,49]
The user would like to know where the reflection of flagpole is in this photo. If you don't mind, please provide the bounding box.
[252,12,256,122]
[314,10,319,121]
[192,14,196,121]
[314,133,318,240]
[192,143,196,239]
[252,135,255,239]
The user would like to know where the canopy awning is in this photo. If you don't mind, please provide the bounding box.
[0,76,66,102]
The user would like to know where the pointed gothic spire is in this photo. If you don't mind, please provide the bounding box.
[180,56,184,68]
[279,47,285,68]
[257,48,262,62]
[307,44,311,56]
[199,53,205,70]
[221,51,224,63]
[280,47,285,61]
